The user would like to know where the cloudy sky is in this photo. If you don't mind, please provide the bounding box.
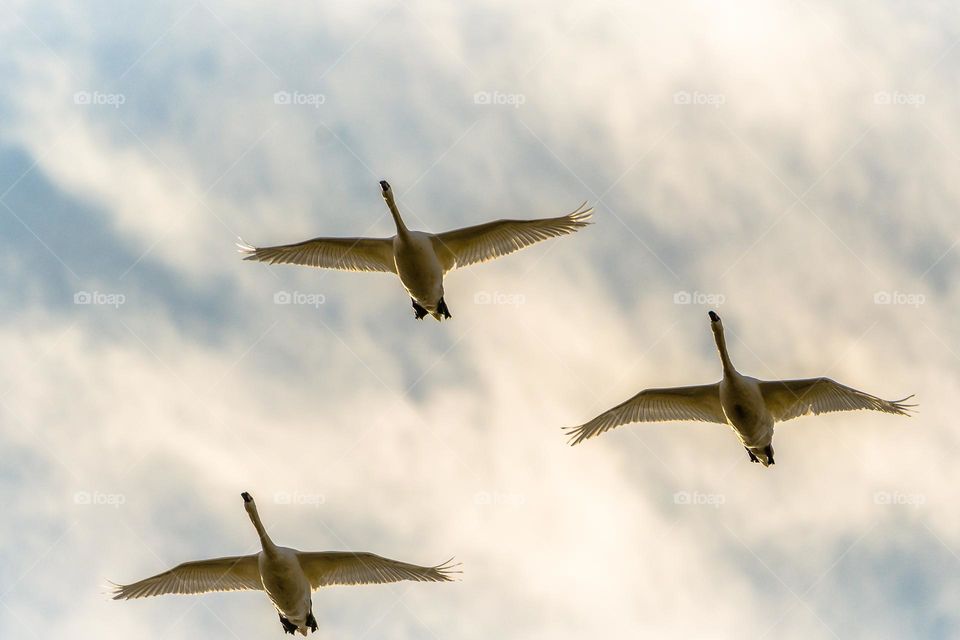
[1,0,959,638]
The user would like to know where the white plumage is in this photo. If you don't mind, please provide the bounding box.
[240,180,592,321]
[112,493,458,636]
[566,311,914,465]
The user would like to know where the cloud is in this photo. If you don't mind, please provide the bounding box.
[2,0,959,638]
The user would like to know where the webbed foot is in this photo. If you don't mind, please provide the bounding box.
[437,297,452,319]
[412,299,429,320]
[279,614,297,635]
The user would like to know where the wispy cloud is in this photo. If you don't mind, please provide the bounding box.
[1,1,958,638]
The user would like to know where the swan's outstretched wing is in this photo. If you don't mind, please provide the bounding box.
[759,378,915,423]
[430,203,592,271]
[111,555,262,599]
[238,236,396,273]
[297,552,459,589]
[565,383,725,446]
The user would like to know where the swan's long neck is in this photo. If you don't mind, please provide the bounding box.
[384,193,409,235]
[245,502,277,554]
[712,323,737,376]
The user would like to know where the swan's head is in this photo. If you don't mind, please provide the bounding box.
[708,310,723,334]
[379,180,392,197]
[241,491,254,506]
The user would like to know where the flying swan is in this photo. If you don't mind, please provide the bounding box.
[239,180,592,321]
[112,492,458,635]
[565,311,915,465]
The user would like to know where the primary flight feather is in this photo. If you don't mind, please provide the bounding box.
[566,311,914,465]
[112,492,458,636]
[240,180,592,321]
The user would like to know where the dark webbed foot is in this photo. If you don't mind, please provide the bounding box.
[764,445,775,465]
[746,447,759,463]
[437,297,452,319]
[412,299,429,320]
[279,614,297,635]
[306,612,318,633]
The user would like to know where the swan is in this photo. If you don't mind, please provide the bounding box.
[239,180,592,321]
[565,311,915,465]
[112,492,458,635]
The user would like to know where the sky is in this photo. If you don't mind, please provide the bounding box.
[1,0,959,638]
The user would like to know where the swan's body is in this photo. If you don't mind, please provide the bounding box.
[393,228,447,317]
[112,493,458,635]
[718,372,774,457]
[566,311,915,466]
[239,180,592,321]
[259,544,314,634]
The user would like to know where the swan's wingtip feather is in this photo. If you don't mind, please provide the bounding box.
[235,237,256,254]
[562,424,588,446]
[106,581,128,600]
[435,557,463,581]
[567,202,594,224]
[890,394,918,415]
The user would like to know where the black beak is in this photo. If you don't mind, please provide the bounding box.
[379,180,389,192]
[708,311,720,322]
[241,492,252,503]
